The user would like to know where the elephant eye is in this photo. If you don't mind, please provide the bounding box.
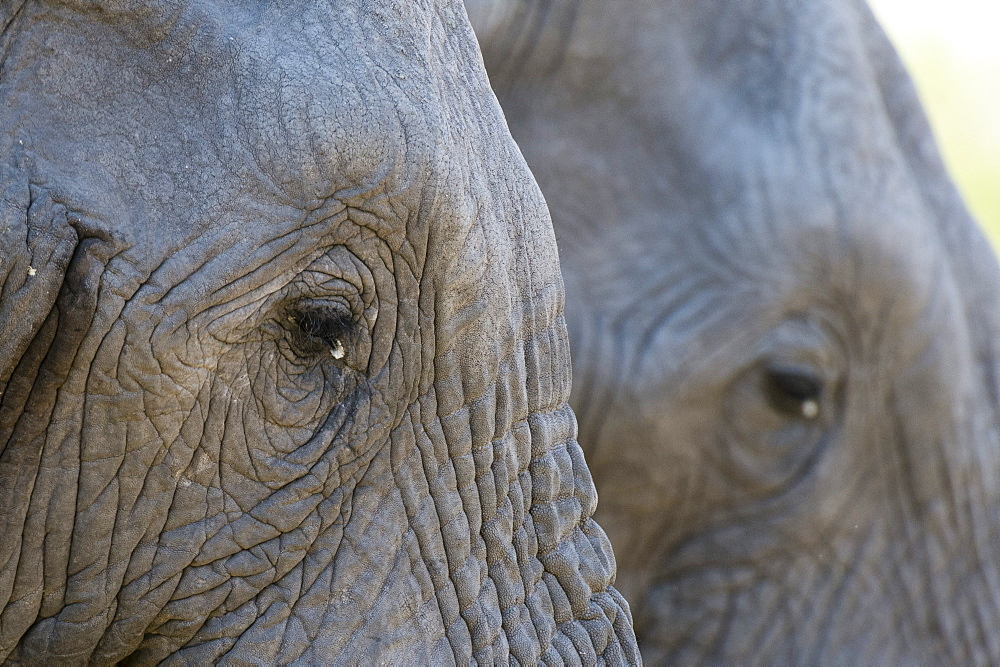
[763,364,824,420]
[288,303,354,359]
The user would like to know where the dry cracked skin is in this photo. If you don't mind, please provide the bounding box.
[0,1,638,663]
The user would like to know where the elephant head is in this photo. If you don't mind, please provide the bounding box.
[471,0,1000,662]
[0,1,638,662]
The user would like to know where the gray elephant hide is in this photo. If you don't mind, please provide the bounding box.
[0,1,638,663]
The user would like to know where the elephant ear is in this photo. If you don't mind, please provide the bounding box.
[464,0,577,86]
[464,0,520,44]
[0,165,78,387]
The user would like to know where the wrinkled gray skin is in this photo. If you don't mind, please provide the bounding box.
[0,1,639,663]
[469,0,1000,663]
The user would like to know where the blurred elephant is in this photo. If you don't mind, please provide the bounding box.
[470,0,1000,662]
[0,1,637,662]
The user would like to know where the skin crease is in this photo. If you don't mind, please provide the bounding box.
[469,0,1000,663]
[0,1,639,663]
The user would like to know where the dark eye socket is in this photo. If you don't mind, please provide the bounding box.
[289,303,354,357]
[763,365,824,418]
[296,307,350,340]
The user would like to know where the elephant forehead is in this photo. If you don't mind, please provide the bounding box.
[9,0,501,262]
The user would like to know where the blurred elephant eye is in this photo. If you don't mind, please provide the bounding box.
[763,365,823,419]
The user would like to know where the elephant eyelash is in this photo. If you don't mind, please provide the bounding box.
[286,304,355,359]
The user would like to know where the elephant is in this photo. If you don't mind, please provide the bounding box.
[469,0,1000,662]
[0,1,640,663]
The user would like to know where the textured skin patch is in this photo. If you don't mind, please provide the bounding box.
[0,0,636,663]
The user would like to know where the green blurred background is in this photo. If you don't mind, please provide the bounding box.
[870,0,1000,247]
